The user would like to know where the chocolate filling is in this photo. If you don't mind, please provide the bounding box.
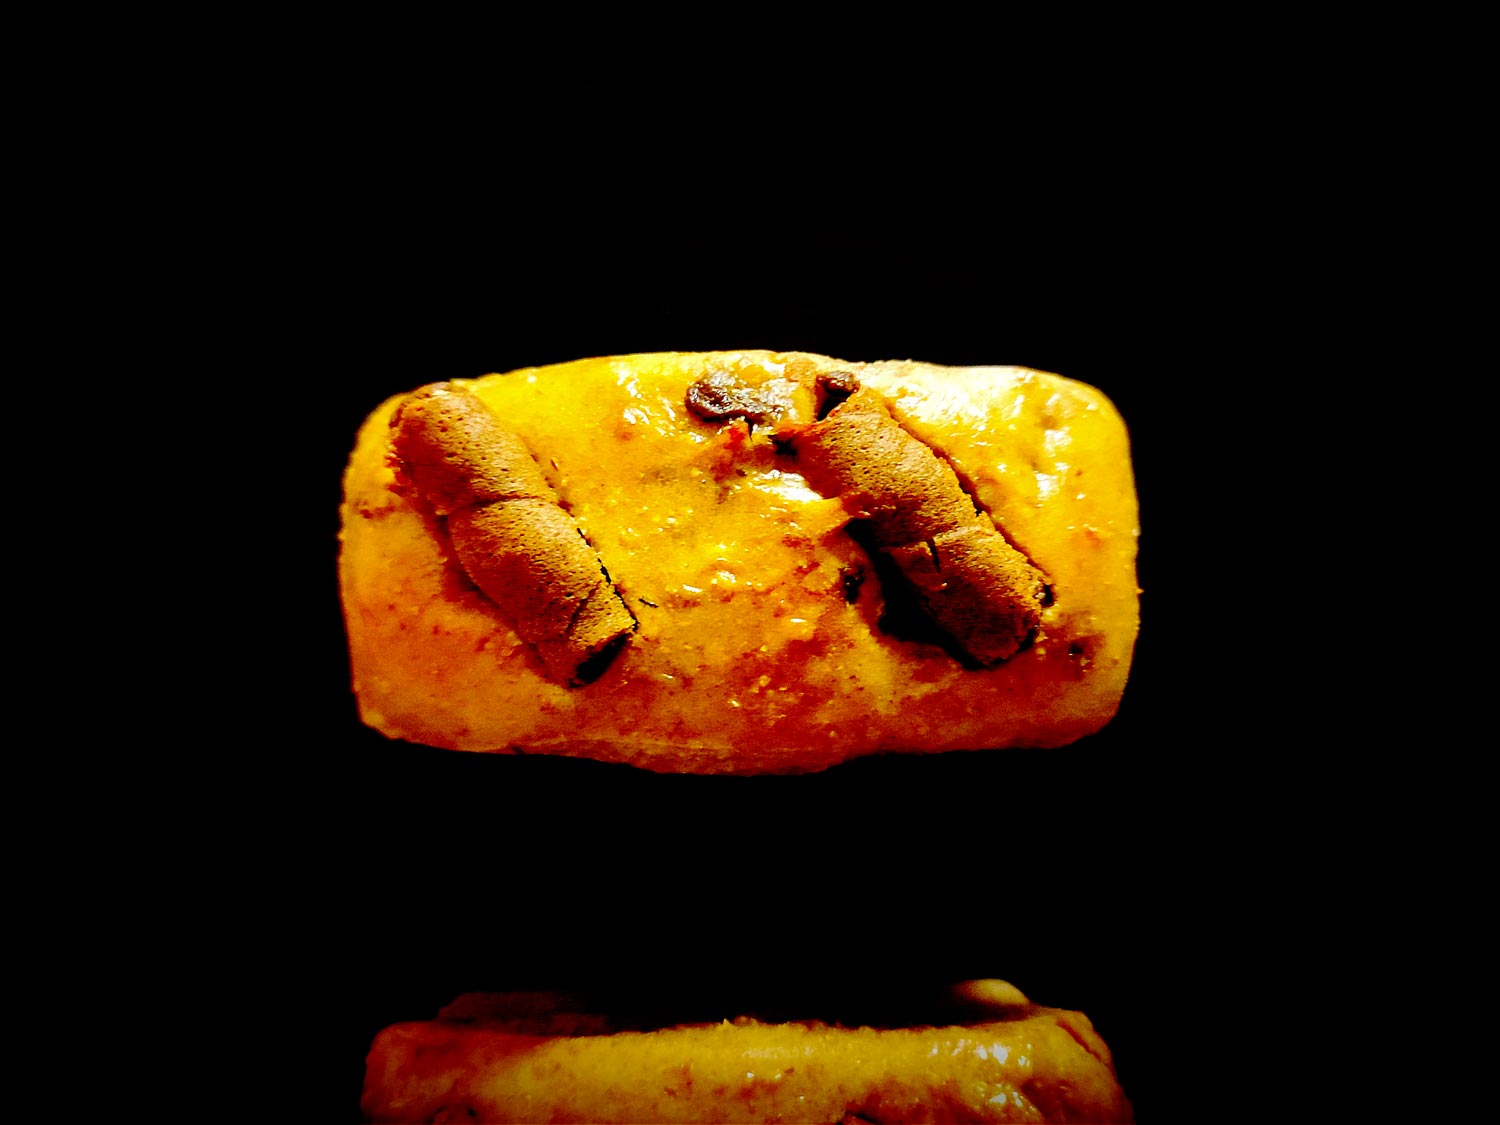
[685,369,779,426]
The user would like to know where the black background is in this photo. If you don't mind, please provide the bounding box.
[274,150,1256,1122]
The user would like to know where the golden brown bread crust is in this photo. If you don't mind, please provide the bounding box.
[339,351,1139,773]
[361,986,1134,1124]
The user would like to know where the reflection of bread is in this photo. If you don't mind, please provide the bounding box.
[339,351,1139,773]
[361,985,1134,1124]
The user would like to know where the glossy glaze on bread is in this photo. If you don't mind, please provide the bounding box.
[338,351,1139,773]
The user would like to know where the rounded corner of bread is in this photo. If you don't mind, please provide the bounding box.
[339,352,1139,774]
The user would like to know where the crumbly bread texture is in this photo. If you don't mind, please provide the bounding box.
[338,351,1139,774]
[360,985,1134,1124]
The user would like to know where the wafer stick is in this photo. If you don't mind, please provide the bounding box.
[780,375,1046,666]
[391,382,635,685]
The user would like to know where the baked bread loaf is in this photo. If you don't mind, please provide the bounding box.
[338,351,1138,773]
[361,984,1134,1124]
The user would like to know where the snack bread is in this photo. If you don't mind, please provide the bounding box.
[361,984,1134,1124]
[338,351,1138,773]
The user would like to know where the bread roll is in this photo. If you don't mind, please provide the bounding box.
[338,351,1138,773]
[361,986,1134,1124]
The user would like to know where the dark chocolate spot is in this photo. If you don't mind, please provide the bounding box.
[840,564,866,603]
[814,370,860,420]
[685,371,777,425]
[571,629,634,687]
